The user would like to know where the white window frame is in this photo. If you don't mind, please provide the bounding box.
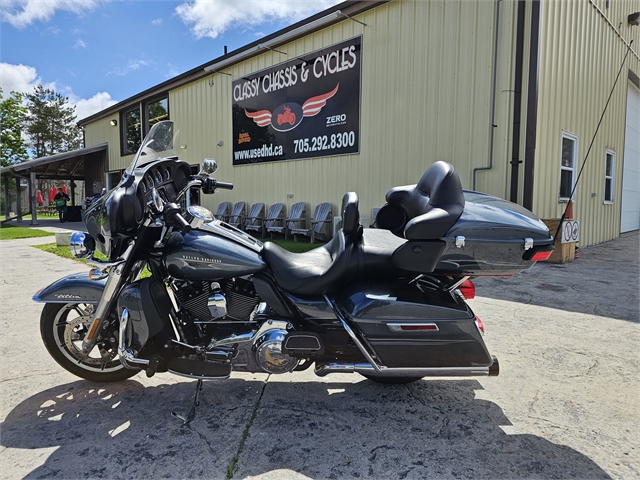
[603,149,615,204]
[559,131,579,202]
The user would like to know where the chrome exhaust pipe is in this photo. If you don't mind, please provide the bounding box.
[315,356,499,378]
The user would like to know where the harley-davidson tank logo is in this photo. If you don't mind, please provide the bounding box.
[182,255,222,267]
[244,83,339,132]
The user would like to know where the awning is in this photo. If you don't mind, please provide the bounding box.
[0,143,108,180]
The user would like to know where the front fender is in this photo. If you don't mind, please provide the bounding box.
[33,272,106,304]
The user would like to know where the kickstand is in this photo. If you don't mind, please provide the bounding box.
[171,379,203,425]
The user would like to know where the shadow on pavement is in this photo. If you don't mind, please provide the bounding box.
[1,378,610,479]
[473,232,639,323]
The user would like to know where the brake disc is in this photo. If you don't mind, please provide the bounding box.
[63,316,118,365]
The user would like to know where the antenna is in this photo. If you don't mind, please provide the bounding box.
[553,39,634,241]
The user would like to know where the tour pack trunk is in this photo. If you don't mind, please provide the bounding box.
[335,281,493,369]
[390,191,555,276]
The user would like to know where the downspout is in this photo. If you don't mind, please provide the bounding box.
[510,0,527,203]
[473,0,501,190]
[523,0,541,211]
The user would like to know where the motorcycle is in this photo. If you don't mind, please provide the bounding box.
[34,120,554,423]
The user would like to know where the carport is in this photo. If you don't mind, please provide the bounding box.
[0,143,107,225]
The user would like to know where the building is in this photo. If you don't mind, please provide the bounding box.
[15,0,640,245]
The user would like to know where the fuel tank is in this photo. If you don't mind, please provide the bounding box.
[164,229,266,280]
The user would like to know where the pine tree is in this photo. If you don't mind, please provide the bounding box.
[23,85,83,158]
[0,88,28,167]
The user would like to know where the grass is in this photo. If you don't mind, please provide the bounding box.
[0,223,54,240]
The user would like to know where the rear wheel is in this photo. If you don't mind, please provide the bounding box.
[361,374,423,384]
[40,302,139,383]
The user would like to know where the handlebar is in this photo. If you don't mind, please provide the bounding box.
[215,181,234,190]
[201,177,234,194]
[164,203,192,235]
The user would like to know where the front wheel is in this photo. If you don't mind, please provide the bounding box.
[40,302,139,383]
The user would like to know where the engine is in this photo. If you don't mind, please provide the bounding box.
[171,279,300,375]
[172,277,260,322]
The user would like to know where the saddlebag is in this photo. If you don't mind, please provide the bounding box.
[336,282,492,369]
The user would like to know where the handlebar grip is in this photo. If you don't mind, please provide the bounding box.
[215,181,234,190]
[166,207,192,235]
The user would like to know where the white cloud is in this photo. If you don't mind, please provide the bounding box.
[0,62,116,121]
[0,0,102,28]
[108,59,151,76]
[175,0,342,39]
[72,91,117,121]
[151,18,162,26]
[73,38,87,49]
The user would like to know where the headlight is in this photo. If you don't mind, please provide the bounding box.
[70,232,95,258]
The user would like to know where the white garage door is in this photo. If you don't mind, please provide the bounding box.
[621,80,640,233]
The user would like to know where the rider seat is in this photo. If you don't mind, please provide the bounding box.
[262,192,362,296]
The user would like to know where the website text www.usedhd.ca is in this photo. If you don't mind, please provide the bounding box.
[234,144,283,161]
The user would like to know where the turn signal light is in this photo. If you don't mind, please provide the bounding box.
[531,250,553,261]
[459,279,475,299]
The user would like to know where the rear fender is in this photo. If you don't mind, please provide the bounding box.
[33,272,106,304]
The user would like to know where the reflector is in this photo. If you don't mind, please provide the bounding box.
[400,324,438,331]
[531,250,553,261]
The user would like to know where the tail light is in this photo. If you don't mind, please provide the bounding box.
[458,279,475,299]
[475,315,485,335]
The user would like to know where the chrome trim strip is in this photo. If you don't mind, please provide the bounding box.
[447,275,471,292]
[197,220,263,253]
[314,362,494,378]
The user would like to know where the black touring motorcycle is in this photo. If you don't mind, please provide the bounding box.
[34,121,554,422]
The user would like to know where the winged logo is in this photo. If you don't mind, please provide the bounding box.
[244,83,340,132]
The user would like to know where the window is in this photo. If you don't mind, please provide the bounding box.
[122,106,142,155]
[559,132,578,201]
[120,95,169,156]
[604,149,615,203]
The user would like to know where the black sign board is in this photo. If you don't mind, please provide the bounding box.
[232,36,361,165]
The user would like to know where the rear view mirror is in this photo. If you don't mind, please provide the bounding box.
[200,158,218,176]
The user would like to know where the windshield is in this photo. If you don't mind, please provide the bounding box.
[125,120,179,175]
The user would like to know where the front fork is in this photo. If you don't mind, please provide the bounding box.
[80,243,136,354]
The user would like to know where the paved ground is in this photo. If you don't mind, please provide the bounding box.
[0,227,638,479]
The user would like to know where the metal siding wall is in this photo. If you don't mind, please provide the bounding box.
[167,0,504,221]
[534,0,640,246]
[84,117,133,172]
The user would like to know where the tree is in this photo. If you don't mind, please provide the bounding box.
[23,85,83,158]
[0,88,28,167]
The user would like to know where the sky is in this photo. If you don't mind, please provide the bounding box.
[0,0,342,121]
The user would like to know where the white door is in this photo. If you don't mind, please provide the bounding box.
[621,80,640,233]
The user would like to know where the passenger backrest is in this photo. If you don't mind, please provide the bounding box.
[377,161,465,240]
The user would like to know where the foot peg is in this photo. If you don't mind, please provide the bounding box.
[171,379,203,425]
